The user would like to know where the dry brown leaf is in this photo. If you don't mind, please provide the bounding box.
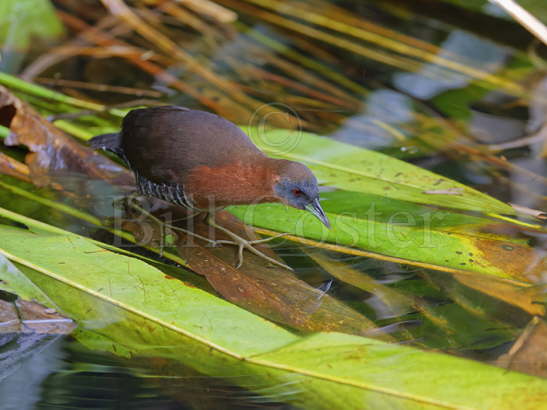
[0,153,30,182]
[0,298,75,335]
[0,85,133,189]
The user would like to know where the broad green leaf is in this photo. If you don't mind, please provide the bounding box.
[0,225,296,355]
[1,224,547,409]
[253,332,547,408]
[229,191,540,280]
[243,128,514,215]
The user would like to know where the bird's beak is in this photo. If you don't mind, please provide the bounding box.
[306,198,330,228]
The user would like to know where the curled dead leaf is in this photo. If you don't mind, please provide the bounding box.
[0,85,132,189]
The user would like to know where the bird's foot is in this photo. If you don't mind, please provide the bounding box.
[113,192,140,210]
[125,198,218,256]
[120,197,291,269]
[207,216,292,271]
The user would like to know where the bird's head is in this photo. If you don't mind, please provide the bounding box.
[272,160,330,228]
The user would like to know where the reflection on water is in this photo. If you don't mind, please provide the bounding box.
[0,338,65,410]
[1,336,292,410]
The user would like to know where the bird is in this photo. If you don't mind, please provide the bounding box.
[90,105,330,269]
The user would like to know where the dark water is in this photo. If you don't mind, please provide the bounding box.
[1,0,546,408]
[2,336,294,409]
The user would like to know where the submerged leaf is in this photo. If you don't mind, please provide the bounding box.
[308,252,414,319]
[496,317,547,378]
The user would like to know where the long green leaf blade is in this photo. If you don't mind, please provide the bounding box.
[229,191,538,280]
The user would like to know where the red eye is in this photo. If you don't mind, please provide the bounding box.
[292,189,303,196]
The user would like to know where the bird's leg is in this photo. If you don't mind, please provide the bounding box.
[206,214,292,271]
[124,197,219,255]
[121,196,290,268]
[171,210,202,222]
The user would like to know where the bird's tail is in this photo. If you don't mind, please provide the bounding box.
[89,133,123,156]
